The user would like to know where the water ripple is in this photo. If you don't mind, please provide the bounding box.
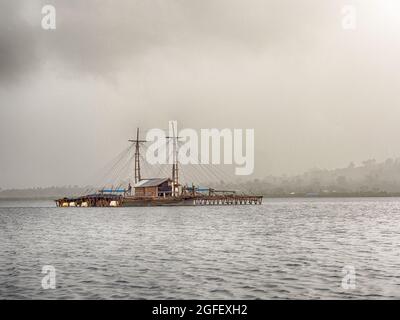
[1,198,400,299]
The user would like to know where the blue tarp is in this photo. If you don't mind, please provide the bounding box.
[187,187,210,192]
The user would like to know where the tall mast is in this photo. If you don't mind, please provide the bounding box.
[172,124,178,192]
[167,122,180,196]
[134,128,141,184]
[129,128,146,184]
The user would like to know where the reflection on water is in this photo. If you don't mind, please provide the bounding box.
[1,198,400,299]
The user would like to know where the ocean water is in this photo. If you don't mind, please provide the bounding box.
[1,198,400,299]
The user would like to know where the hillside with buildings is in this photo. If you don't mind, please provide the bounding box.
[217,158,400,197]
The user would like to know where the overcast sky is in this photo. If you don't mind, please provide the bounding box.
[1,0,400,188]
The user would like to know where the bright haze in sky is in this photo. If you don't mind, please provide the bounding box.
[1,0,400,188]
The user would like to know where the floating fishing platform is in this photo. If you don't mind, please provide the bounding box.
[56,192,263,207]
[56,127,263,207]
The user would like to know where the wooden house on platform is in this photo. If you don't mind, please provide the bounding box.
[134,178,172,197]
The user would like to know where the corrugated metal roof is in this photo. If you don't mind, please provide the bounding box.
[134,178,170,188]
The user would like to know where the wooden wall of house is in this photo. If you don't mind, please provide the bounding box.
[135,186,157,197]
[158,181,172,193]
[145,187,157,197]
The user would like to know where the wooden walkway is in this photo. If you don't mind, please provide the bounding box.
[193,195,262,205]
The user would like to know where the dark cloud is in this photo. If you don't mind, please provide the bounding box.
[1,0,336,81]
[0,1,39,83]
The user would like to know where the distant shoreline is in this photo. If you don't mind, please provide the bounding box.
[262,192,400,198]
